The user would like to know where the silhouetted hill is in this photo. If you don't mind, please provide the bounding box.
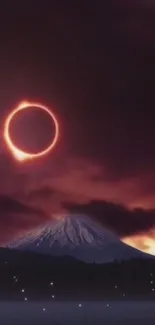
[0,247,155,300]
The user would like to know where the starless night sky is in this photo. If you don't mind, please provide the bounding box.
[0,0,155,254]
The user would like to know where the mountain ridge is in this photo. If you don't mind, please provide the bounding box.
[7,214,151,263]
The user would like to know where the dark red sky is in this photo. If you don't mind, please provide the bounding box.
[0,1,155,253]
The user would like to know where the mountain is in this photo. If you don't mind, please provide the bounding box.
[7,214,150,263]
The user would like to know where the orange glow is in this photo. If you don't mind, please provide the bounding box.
[122,231,155,255]
[53,214,65,220]
[4,101,59,162]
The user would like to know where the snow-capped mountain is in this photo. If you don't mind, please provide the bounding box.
[7,215,149,263]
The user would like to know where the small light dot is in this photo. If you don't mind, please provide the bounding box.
[115,285,118,289]
[123,294,125,297]
[152,288,155,292]
[43,308,46,312]
[106,304,111,308]
[150,281,153,284]
[21,289,25,293]
[78,304,82,307]
[50,282,54,286]
[52,295,55,299]
[24,297,28,301]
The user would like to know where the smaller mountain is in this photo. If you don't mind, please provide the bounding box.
[7,215,150,263]
[0,247,155,300]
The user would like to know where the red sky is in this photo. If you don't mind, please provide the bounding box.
[0,0,155,254]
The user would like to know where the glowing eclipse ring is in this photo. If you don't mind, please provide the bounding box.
[4,101,59,162]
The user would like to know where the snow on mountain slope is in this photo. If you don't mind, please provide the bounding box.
[7,215,149,263]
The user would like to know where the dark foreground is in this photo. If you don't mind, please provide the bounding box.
[0,301,155,325]
[1,248,155,300]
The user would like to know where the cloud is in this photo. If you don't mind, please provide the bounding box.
[63,199,155,237]
[28,187,56,201]
[0,195,47,244]
[38,158,155,210]
[122,230,155,256]
[15,158,155,218]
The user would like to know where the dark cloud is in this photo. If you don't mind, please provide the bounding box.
[0,195,47,243]
[0,195,42,214]
[27,187,56,201]
[64,200,155,237]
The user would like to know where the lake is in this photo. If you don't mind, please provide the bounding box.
[0,301,155,324]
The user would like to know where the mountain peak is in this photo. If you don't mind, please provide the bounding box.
[7,214,148,263]
[9,214,118,249]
